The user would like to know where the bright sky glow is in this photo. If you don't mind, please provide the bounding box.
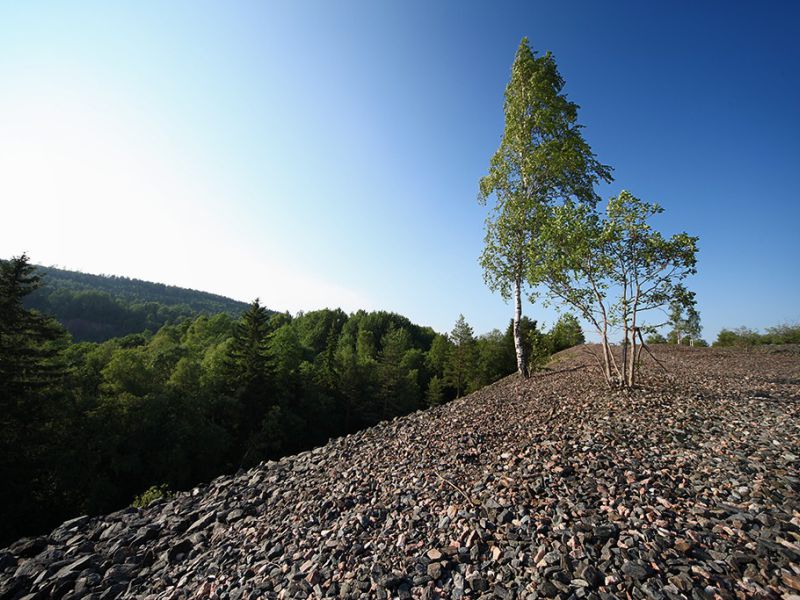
[1,2,798,340]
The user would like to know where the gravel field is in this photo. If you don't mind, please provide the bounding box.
[1,345,798,600]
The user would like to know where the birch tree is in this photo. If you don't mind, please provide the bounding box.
[668,286,701,345]
[538,191,698,388]
[479,38,611,378]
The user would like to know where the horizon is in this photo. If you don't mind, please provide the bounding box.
[2,2,798,342]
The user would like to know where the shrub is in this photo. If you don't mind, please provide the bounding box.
[132,484,173,508]
[765,324,800,345]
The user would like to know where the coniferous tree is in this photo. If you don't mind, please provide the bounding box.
[0,255,71,543]
[549,314,585,353]
[425,375,445,407]
[425,334,451,377]
[378,328,420,419]
[227,299,273,453]
[445,315,477,397]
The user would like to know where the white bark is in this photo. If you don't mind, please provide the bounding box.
[513,277,529,378]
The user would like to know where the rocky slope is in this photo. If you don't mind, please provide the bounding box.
[1,346,799,600]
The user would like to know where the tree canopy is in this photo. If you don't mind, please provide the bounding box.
[11,262,252,342]
[478,38,611,377]
[536,191,698,387]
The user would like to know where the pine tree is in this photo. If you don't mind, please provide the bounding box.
[0,254,70,543]
[445,315,477,397]
[549,313,585,353]
[425,375,444,407]
[378,328,419,419]
[227,299,273,452]
[0,255,68,397]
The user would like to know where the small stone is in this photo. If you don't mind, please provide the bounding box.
[54,555,94,580]
[300,559,314,573]
[783,572,800,592]
[186,511,216,533]
[225,509,244,522]
[493,584,512,599]
[467,574,489,592]
[621,560,649,580]
[165,538,193,563]
[8,537,48,558]
[542,550,561,566]
[426,548,442,561]
[306,569,321,586]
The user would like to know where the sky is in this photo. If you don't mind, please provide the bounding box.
[1,1,798,341]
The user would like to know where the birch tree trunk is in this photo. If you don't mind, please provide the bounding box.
[627,286,641,387]
[513,277,529,378]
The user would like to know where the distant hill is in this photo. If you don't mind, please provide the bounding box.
[21,264,254,342]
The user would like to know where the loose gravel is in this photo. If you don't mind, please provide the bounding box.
[1,345,798,600]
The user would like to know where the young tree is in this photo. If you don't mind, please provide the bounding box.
[478,38,612,378]
[684,305,702,346]
[538,191,698,388]
[667,285,700,345]
[425,375,445,407]
[528,325,552,372]
[645,332,667,345]
[445,315,477,397]
[548,313,585,353]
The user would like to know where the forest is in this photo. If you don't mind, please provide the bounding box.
[23,265,250,342]
[0,255,583,546]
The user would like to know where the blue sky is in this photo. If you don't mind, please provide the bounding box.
[1,1,797,341]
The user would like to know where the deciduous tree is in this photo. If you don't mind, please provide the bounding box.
[479,38,612,378]
[538,191,698,388]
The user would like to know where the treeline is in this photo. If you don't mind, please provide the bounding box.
[20,264,250,342]
[0,255,585,545]
[713,324,800,347]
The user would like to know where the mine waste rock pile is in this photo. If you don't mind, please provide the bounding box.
[1,346,799,599]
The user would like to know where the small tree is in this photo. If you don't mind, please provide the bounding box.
[684,305,702,347]
[528,325,552,372]
[537,191,698,388]
[667,285,701,345]
[478,38,612,378]
[445,315,477,397]
[548,313,585,353]
[425,375,444,407]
